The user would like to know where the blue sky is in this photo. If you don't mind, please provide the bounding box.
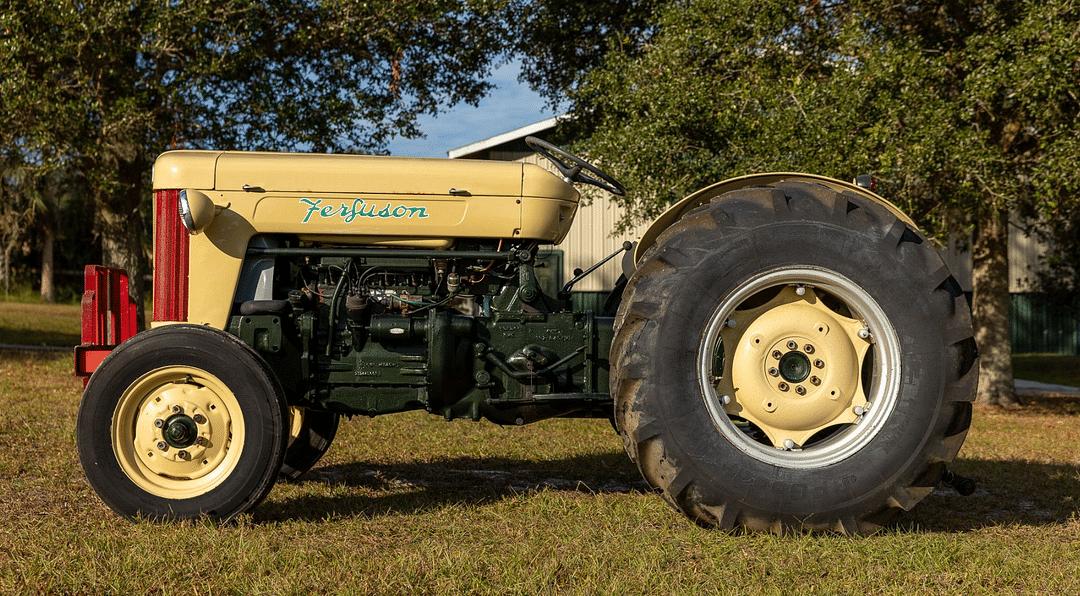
[385,61,553,158]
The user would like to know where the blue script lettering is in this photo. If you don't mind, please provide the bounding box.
[299,198,429,223]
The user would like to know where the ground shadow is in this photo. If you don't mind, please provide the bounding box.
[256,448,1080,533]
[256,451,650,523]
[896,457,1080,533]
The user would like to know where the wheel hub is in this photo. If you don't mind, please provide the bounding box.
[715,285,872,448]
[778,350,811,383]
[117,369,239,493]
[163,414,199,448]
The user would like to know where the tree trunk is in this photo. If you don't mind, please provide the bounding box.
[972,206,1017,407]
[40,227,55,303]
[98,203,146,329]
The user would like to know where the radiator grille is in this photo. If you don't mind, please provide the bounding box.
[153,189,189,322]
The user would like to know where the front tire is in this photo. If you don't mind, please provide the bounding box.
[77,325,289,521]
[611,181,978,534]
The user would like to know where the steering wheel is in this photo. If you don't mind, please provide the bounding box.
[525,136,627,197]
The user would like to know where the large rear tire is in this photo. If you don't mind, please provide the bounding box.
[611,181,978,534]
[77,325,289,521]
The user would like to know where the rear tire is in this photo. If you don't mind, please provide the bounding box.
[611,181,978,534]
[77,325,289,521]
[280,407,339,481]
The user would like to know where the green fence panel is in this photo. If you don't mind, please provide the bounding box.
[1010,293,1080,355]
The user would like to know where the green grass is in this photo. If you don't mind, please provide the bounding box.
[1,350,1080,595]
[0,302,80,347]
[1013,355,1080,387]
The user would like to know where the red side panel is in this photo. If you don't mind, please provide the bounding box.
[75,265,138,381]
[153,189,190,322]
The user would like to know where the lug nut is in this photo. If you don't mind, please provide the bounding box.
[772,350,783,360]
[177,450,189,460]
[171,404,183,414]
[154,418,164,428]
[195,437,207,446]
[156,441,168,451]
[768,367,779,377]
[814,359,825,369]
[804,344,815,354]
[786,340,798,350]
[193,414,206,424]
[810,376,821,386]
[778,382,789,392]
[795,385,807,395]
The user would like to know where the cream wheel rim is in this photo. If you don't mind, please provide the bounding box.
[112,366,245,499]
[698,266,901,468]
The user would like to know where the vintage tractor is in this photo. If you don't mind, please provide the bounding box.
[74,138,977,533]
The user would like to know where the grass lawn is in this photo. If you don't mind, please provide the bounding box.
[1013,354,1080,388]
[0,302,80,347]
[0,302,1079,593]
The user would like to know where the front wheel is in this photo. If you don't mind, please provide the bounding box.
[611,181,978,534]
[77,325,289,521]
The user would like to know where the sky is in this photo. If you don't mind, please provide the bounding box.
[384,61,553,158]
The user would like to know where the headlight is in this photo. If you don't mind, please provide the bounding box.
[178,189,216,233]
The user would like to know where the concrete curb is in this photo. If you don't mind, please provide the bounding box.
[1014,379,1080,396]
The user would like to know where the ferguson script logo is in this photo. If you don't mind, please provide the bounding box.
[300,198,430,223]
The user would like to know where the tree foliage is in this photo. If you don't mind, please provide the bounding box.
[1,0,508,318]
[562,0,1080,405]
[509,0,661,104]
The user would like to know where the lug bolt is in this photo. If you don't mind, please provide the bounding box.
[171,404,183,414]
[768,367,779,377]
[795,385,807,395]
[154,418,164,428]
[156,441,168,451]
[177,450,189,460]
[810,376,821,386]
[854,406,866,416]
[778,382,789,392]
[726,318,737,328]
[858,328,871,340]
[193,414,206,424]
[786,340,798,350]
[721,394,731,405]
[772,350,783,360]
[784,439,796,449]
[804,344,815,354]
[814,359,825,369]
[795,285,806,296]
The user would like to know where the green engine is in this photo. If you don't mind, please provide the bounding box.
[228,240,615,426]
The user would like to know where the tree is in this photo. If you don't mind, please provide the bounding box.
[557,0,1080,407]
[1,0,508,322]
[509,0,661,104]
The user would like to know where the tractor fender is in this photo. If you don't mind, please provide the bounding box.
[633,172,916,264]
